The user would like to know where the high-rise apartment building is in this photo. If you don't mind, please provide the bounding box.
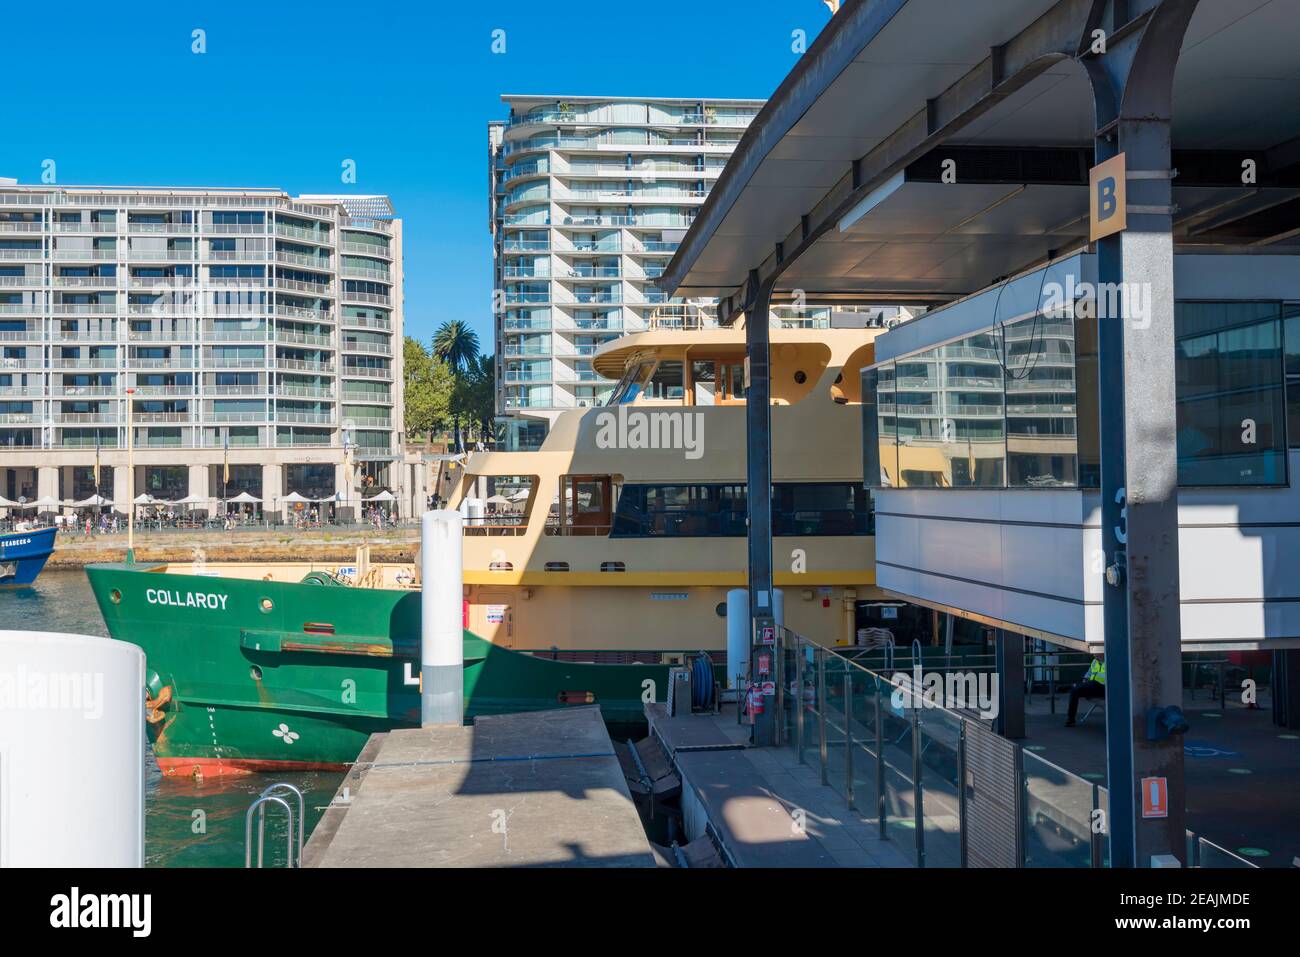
[488,95,763,450]
[0,179,420,517]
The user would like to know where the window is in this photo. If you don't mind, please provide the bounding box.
[1175,302,1286,486]
[1285,304,1300,449]
[611,483,872,538]
[868,298,1289,489]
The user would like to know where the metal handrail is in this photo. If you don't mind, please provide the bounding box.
[245,794,296,868]
[260,782,305,866]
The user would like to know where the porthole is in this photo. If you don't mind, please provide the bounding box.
[250,665,263,681]
[260,598,274,613]
[109,589,122,604]
[793,370,807,384]
[715,602,727,618]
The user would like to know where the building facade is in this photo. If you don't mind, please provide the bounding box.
[863,252,1300,651]
[488,95,763,450]
[0,180,414,517]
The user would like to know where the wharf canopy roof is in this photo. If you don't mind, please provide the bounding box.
[659,0,1300,312]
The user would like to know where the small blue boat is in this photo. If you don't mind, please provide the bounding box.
[0,526,57,586]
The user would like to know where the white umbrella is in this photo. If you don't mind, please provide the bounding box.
[173,494,208,506]
[0,494,18,508]
[281,491,310,503]
[226,491,261,504]
[133,493,155,505]
[33,495,61,510]
[509,489,531,501]
[485,494,511,505]
[366,490,395,502]
[73,494,111,507]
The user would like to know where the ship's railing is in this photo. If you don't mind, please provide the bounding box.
[773,628,1257,868]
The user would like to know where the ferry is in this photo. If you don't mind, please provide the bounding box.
[85,308,893,774]
[0,525,57,586]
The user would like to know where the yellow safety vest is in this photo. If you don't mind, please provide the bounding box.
[1088,659,1106,685]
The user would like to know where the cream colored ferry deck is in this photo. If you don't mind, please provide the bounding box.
[455,313,889,656]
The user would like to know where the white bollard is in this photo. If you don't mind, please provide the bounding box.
[0,630,145,866]
[421,509,464,726]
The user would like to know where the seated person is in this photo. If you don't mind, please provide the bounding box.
[1065,656,1105,727]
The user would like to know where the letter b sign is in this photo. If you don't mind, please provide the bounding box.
[1089,153,1127,241]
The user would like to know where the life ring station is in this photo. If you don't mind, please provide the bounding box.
[660,0,1300,867]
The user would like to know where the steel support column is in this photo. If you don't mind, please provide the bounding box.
[1083,0,1199,867]
[745,271,777,745]
[995,630,1026,740]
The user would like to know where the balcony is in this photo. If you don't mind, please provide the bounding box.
[339,364,391,379]
[274,410,334,424]
[278,385,332,399]
[274,357,334,373]
[275,304,332,323]
[339,290,390,307]
[274,250,333,270]
[1,249,46,260]
[274,223,332,244]
[340,217,392,236]
[275,330,333,347]
[273,277,332,296]
[56,275,117,288]
[340,265,390,282]
[133,412,190,423]
[340,241,391,259]
[341,339,391,355]
[340,313,390,331]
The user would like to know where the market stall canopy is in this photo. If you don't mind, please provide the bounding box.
[485,494,511,505]
[173,494,208,506]
[0,495,20,507]
[366,490,396,502]
[73,494,111,507]
[133,494,155,505]
[33,496,62,509]
[280,491,310,503]
[226,492,262,504]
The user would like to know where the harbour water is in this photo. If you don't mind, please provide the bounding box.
[0,569,345,867]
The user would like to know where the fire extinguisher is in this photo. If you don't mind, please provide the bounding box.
[745,683,765,724]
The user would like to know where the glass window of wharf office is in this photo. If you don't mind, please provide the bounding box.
[865,299,1296,489]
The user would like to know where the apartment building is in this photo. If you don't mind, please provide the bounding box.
[488,95,763,450]
[0,180,420,517]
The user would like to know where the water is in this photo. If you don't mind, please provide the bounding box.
[0,569,345,867]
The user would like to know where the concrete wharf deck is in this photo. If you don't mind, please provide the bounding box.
[303,706,654,868]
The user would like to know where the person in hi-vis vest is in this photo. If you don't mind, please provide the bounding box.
[1064,656,1106,727]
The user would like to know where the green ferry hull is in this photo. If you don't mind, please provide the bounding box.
[85,563,678,775]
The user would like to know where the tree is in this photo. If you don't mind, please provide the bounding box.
[402,336,453,442]
[432,321,482,451]
[459,353,496,445]
[432,320,480,374]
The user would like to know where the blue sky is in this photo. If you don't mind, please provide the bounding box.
[0,0,831,347]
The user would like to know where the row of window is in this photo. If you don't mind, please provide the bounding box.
[611,482,872,537]
[864,300,1297,489]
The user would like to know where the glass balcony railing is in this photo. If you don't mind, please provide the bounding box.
[776,629,1259,869]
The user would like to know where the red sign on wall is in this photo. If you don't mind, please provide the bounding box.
[1141,776,1168,818]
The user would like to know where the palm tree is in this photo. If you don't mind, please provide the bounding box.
[432,321,480,373]
[432,321,481,451]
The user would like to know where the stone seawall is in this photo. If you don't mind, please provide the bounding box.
[46,528,421,567]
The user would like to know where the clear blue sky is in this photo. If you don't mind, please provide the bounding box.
[0,0,831,347]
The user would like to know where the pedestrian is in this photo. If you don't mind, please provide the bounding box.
[1064,656,1106,727]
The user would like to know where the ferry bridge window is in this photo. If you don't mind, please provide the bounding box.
[645,360,684,400]
[611,483,872,537]
[1175,301,1286,486]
